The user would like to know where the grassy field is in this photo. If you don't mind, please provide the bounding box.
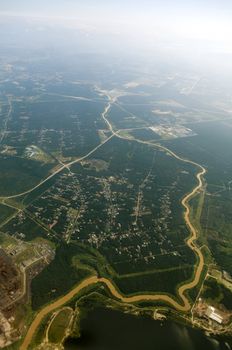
[48,308,73,344]
[201,276,232,310]
[0,203,16,224]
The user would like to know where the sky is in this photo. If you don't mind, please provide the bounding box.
[1,0,232,38]
[1,0,232,57]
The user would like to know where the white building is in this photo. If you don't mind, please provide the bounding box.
[206,306,223,324]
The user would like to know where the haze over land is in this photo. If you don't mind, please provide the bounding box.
[0,1,232,349]
[1,0,232,70]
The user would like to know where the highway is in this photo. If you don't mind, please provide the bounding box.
[19,95,207,349]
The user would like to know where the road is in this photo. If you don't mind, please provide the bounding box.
[1,133,115,200]
[19,149,206,350]
[0,97,12,144]
[6,94,206,349]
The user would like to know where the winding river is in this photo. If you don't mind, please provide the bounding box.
[19,148,206,350]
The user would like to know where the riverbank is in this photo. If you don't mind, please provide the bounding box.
[64,307,232,350]
[19,148,207,350]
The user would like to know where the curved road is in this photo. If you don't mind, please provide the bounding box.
[20,157,206,350]
[18,96,207,349]
[1,133,115,201]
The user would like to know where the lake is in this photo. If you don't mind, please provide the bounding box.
[64,307,232,350]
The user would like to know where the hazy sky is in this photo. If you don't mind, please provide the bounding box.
[1,0,232,15]
[1,0,232,55]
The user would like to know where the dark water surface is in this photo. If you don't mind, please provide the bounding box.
[64,307,232,350]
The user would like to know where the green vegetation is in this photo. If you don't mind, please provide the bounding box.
[0,231,17,248]
[48,308,73,344]
[114,266,194,297]
[108,104,146,129]
[128,128,161,142]
[28,314,51,350]
[162,121,232,186]
[187,264,208,303]
[162,120,232,299]
[0,203,16,224]
[2,65,232,344]
[0,156,54,196]
[200,191,232,275]
[201,277,232,310]
[2,214,49,241]
[31,243,94,309]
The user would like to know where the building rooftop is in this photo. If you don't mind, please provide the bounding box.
[206,306,224,324]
